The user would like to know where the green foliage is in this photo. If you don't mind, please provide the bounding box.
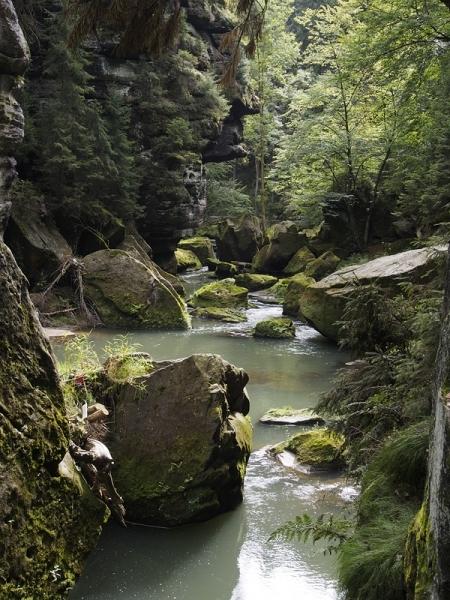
[270,513,352,554]
[206,163,254,218]
[58,334,100,381]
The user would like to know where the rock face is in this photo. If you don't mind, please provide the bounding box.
[300,246,446,340]
[216,215,263,262]
[108,354,252,525]
[82,249,190,329]
[0,242,107,598]
[253,221,308,274]
[0,0,30,234]
[189,278,248,309]
[5,191,72,287]
[253,317,295,339]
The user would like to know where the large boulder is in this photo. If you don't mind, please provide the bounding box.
[216,215,263,262]
[235,273,277,292]
[108,354,252,525]
[178,236,215,265]
[300,246,446,340]
[283,273,316,317]
[304,251,340,280]
[189,278,248,309]
[283,246,316,276]
[82,249,190,329]
[175,248,202,272]
[252,221,308,274]
[5,189,72,287]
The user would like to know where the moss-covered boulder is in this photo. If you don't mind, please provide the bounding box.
[216,214,263,262]
[0,242,107,598]
[189,278,248,309]
[83,249,190,329]
[300,246,446,341]
[178,236,215,265]
[260,407,325,425]
[107,354,252,525]
[283,246,316,276]
[252,221,308,274]
[216,260,239,278]
[206,257,221,271]
[192,307,247,323]
[271,428,345,472]
[235,273,278,292]
[283,273,316,317]
[175,248,202,272]
[253,317,295,339]
[304,250,341,280]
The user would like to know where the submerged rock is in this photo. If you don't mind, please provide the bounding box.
[108,354,252,525]
[178,236,215,265]
[300,245,446,340]
[189,278,248,309]
[175,248,202,272]
[216,214,263,262]
[270,428,345,472]
[283,246,316,276]
[283,273,315,317]
[235,273,278,292]
[192,307,247,323]
[260,407,325,426]
[253,317,295,339]
[83,249,190,329]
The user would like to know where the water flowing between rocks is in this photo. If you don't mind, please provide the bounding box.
[70,270,357,600]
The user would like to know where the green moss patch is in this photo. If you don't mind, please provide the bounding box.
[189,278,248,309]
[253,317,295,339]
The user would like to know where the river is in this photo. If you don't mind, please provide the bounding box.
[69,270,355,600]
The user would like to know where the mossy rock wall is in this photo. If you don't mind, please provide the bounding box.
[108,354,252,526]
[0,242,107,599]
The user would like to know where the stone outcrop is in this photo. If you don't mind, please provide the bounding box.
[216,215,263,263]
[107,354,252,525]
[0,242,107,599]
[300,246,446,340]
[5,190,72,287]
[252,221,308,274]
[82,249,190,329]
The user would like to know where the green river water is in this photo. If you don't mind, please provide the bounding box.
[69,270,356,600]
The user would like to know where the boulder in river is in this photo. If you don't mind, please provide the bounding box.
[192,307,247,323]
[82,249,190,329]
[175,248,202,272]
[216,214,263,262]
[107,354,252,525]
[253,317,295,339]
[189,278,248,309]
[216,260,239,278]
[300,245,447,341]
[260,407,325,426]
[252,221,308,274]
[178,236,215,265]
[283,273,316,317]
[283,246,316,276]
[270,428,345,472]
[235,273,278,292]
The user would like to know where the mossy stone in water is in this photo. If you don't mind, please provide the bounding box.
[216,260,239,278]
[253,317,295,339]
[175,248,202,272]
[189,278,248,309]
[192,307,247,323]
[272,428,345,471]
[178,236,215,265]
[283,273,316,317]
[235,273,277,291]
[260,407,325,425]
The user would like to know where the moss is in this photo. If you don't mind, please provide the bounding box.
[272,428,345,470]
[404,501,435,599]
[305,250,341,280]
[283,273,316,316]
[175,248,202,272]
[283,246,316,275]
[178,237,215,265]
[253,317,295,339]
[189,278,248,309]
[192,307,247,323]
[235,273,278,291]
[216,260,239,278]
